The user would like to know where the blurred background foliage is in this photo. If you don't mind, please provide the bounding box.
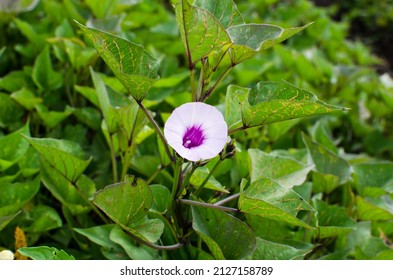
[1,0,393,260]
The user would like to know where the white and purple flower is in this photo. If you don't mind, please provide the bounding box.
[164,102,228,162]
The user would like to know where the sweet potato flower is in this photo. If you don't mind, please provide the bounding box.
[164,102,228,162]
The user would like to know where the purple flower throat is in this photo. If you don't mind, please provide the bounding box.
[182,125,205,149]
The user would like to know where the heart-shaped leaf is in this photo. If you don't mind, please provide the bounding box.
[93,175,163,243]
[77,22,159,101]
[239,177,315,229]
[175,0,231,66]
[93,175,152,227]
[226,81,346,131]
[25,136,91,183]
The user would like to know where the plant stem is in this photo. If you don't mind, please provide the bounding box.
[108,133,119,182]
[190,67,197,102]
[126,229,184,251]
[228,125,248,135]
[168,158,184,238]
[177,163,197,197]
[171,159,183,204]
[136,100,174,162]
[177,198,239,213]
[201,65,232,102]
[73,184,110,224]
[196,58,208,102]
[214,193,240,206]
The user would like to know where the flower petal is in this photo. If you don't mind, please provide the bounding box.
[164,102,229,162]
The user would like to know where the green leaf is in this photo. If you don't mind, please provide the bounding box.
[18,246,75,260]
[353,163,393,194]
[314,199,356,238]
[356,196,393,221]
[0,211,21,232]
[190,167,229,193]
[93,175,162,243]
[303,133,351,184]
[192,0,244,28]
[24,137,94,214]
[310,121,338,154]
[23,205,63,233]
[40,160,95,215]
[93,175,152,226]
[0,71,30,92]
[85,0,114,18]
[127,217,164,243]
[225,85,246,130]
[226,81,346,131]
[247,81,345,127]
[0,177,40,217]
[150,184,171,214]
[0,122,30,171]
[158,136,171,166]
[346,221,391,259]
[227,23,311,64]
[245,214,294,241]
[248,149,312,188]
[91,69,122,133]
[109,225,157,260]
[17,147,40,177]
[239,178,315,229]
[77,23,159,101]
[267,119,301,141]
[10,88,42,110]
[25,136,91,183]
[0,93,24,129]
[74,224,121,250]
[74,224,129,259]
[32,46,63,92]
[73,107,102,131]
[312,171,340,194]
[175,0,231,66]
[374,250,393,260]
[75,85,99,107]
[153,71,189,88]
[13,18,46,47]
[116,98,148,155]
[35,104,75,129]
[252,238,311,260]
[90,68,146,137]
[191,205,256,259]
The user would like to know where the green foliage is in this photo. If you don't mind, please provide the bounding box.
[78,23,160,101]
[18,246,75,260]
[1,0,393,260]
[191,205,256,259]
[239,178,315,229]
